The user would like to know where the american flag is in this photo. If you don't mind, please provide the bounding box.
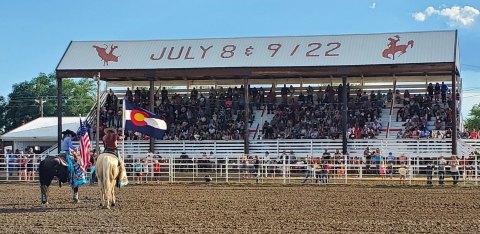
[78,119,91,171]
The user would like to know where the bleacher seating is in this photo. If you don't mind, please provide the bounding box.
[93,81,456,142]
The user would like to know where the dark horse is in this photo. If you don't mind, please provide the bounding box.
[39,156,79,208]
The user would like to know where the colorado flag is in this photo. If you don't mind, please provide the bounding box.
[124,100,167,139]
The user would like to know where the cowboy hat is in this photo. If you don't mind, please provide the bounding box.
[62,129,76,136]
[104,127,116,135]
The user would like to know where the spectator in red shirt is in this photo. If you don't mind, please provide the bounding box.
[469,131,478,139]
[153,160,161,182]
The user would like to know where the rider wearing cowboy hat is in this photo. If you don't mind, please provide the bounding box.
[102,127,124,157]
[60,129,76,157]
[102,128,126,188]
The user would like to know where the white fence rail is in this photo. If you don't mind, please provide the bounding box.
[1,153,479,186]
[45,139,477,159]
[119,139,458,158]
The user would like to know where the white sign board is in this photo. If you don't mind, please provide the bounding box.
[57,31,456,70]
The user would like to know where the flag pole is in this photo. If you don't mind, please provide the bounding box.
[79,114,82,152]
[122,99,126,161]
[95,73,101,154]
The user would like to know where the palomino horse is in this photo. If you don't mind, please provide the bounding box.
[95,153,127,209]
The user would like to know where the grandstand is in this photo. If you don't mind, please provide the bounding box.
[54,30,467,160]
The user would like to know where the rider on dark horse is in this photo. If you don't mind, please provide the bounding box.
[39,129,86,207]
[61,129,87,201]
[60,129,75,156]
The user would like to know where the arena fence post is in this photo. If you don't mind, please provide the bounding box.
[475,156,478,186]
[238,156,241,183]
[215,157,218,183]
[283,154,286,184]
[225,159,229,183]
[5,155,9,181]
[194,155,198,177]
[463,157,466,186]
[344,153,348,184]
[192,156,195,182]
[408,156,412,185]
[416,156,420,175]
[168,156,172,183]
[359,161,363,180]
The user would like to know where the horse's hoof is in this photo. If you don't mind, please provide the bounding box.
[111,202,115,207]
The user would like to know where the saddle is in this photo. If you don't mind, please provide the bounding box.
[102,150,121,167]
[57,154,68,167]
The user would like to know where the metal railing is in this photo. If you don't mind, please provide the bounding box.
[82,139,458,158]
[1,153,478,186]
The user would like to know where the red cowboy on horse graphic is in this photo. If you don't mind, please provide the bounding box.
[92,44,119,66]
[382,35,414,60]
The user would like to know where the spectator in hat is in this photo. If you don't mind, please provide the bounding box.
[263,151,270,164]
[387,152,396,165]
[438,156,447,185]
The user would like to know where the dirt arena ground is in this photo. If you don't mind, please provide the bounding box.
[1,183,480,233]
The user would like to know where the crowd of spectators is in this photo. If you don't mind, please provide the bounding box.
[2,148,38,181]
[460,128,480,139]
[395,82,456,139]
[262,84,383,140]
[93,82,459,141]
[97,87,247,141]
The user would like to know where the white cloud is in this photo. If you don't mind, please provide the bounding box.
[413,5,480,27]
[425,6,437,16]
[369,2,376,9]
[413,12,426,22]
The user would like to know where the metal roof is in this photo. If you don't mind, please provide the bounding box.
[56,30,458,80]
[0,117,80,142]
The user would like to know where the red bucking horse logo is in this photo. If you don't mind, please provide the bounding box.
[382,35,414,60]
[92,44,119,66]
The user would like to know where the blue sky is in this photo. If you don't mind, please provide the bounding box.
[1,0,479,117]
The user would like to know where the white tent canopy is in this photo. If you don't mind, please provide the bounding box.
[0,117,81,142]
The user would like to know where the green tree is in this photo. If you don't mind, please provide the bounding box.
[63,78,96,116]
[3,73,96,131]
[0,96,7,134]
[464,104,480,131]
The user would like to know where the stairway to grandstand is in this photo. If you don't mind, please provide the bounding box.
[379,102,448,140]
[249,107,274,140]
[379,103,403,139]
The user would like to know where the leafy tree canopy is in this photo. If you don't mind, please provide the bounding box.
[1,72,96,132]
[464,104,480,131]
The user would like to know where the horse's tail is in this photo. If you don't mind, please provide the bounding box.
[38,160,45,184]
[38,158,53,186]
[103,158,112,206]
[408,40,414,48]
